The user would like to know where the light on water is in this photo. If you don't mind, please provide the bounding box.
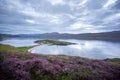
[0,38,38,47]
[0,38,120,59]
[29,40,120,59]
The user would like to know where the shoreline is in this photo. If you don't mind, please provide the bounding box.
[0,43,120,60]
[0,43,120,80]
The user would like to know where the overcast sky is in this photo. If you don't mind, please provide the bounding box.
[0,0,120,34]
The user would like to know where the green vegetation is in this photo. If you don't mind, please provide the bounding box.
[18,45,37,53]
[35,40,75,45]
[0,44,20,53]
[0,44,36,53]
[0,44,71,60]
[105,58,120,66]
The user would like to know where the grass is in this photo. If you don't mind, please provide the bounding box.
[35,40,75,45]
[18,45,37,53]
[0,44,20,53]
[0,44,36,53]
[104,58,120,66]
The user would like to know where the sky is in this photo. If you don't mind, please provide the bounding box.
[0,0,120,34]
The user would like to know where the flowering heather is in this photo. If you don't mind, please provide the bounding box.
[0,52,120,80]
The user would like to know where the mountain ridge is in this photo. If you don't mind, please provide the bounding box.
[0,30,120,41]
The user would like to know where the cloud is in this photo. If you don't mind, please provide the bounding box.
[0,0,120,34]
[47,0,65,5]
[103,0,117,9]
[69,22,93,30]
[25,19,35,24]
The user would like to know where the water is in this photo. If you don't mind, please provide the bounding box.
[0,38,120,59]
[0,38,38,47]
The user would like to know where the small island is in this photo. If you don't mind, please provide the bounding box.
[34,40,76,45]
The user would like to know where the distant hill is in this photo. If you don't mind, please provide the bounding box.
[60,31,120,41]
[0,34,17,41]
[0,31,120,41]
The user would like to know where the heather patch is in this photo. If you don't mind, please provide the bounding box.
[0,52,120,80]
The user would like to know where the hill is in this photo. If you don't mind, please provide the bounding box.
[0,31,120,41]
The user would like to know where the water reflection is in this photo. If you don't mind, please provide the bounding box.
[0,38,38,47]
[30,40,120,59]
[0,38,120,59]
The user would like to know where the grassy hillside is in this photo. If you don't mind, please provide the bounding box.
[0,44,120,80]
[0,44,35,53]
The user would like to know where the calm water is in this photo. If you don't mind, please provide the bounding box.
[0,38,38,47]
[0,38,120,59]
